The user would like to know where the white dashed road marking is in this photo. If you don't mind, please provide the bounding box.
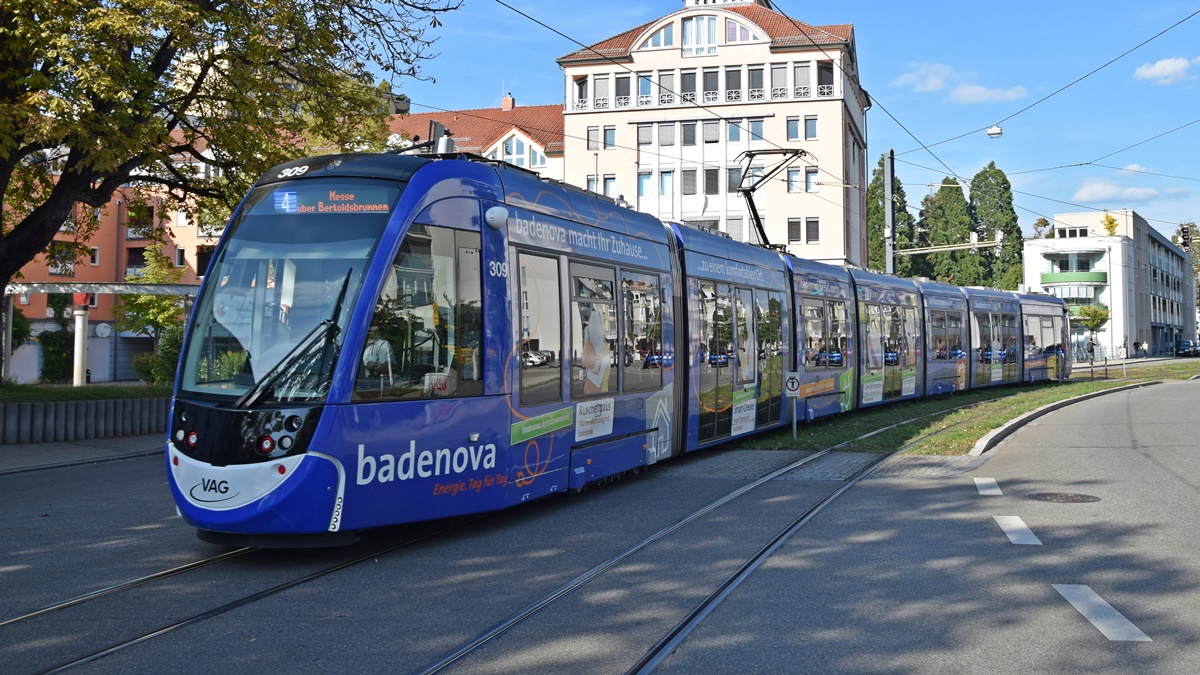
[1052,584,1152,641]
[974,477,1003,496]
[993,515,1042,545]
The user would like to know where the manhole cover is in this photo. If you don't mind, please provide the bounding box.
[1027,492,1101,503]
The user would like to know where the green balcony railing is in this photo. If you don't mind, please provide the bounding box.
[1041,271,1108,284]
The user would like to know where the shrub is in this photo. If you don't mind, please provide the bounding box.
[39,330,73,383]
[131,351,157,384]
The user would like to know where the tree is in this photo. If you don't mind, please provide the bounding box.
[0,0,460,316]
[111,241,185,348]
[1075,305,1110,342]
[1032,217,1051,238]
[865,153,918,277]
[1101,212,1119,236]
[920,178,986,286]
[969,162,1022,289]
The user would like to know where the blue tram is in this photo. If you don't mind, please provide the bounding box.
[166,153,1070,544]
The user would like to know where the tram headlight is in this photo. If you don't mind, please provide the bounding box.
[284,415,304,433]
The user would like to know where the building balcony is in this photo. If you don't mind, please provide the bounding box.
[1042,271,1107,284]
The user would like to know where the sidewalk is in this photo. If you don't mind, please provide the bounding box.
[0,433,165,474]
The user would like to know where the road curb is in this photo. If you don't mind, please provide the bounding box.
[969,381,1162,457]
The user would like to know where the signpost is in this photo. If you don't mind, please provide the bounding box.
[784,371,801,439]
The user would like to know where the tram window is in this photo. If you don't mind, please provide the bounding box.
[353,225,482,401]
[756,290,783,425]
[622,271,662,392]
[734,287,756,385]
[571,263,617,398]
[863,303,884,374]
[802,298,825,369]
[829,301,848,365]
[886,307,903,367]
[930,310,947,360]
[947,311,963,357]
[518,253,563,404]
[903,307,919,368]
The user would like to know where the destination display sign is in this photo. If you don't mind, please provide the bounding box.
[253,184,399,216]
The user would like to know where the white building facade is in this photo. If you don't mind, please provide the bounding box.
[1023,209,1196,358]
[557,0,868,266]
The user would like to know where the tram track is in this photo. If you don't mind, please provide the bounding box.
[415,402,983,674]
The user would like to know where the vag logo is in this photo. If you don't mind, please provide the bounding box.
[189,478,239,503]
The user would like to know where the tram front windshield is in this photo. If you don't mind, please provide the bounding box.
[179,178,403,402]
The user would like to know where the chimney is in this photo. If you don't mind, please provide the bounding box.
[502,92,515,111]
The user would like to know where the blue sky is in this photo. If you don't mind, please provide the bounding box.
[399,0,1200,238]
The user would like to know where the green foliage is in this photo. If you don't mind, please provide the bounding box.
[199,350,249,381]
[969,162,1021,288]
[0,0,462,298]
[9,307,32,346]
[130,351,157,385]
[46,293,71,329]
[38,329,72,383]
[0,382,173,403]
[111,242,186,347]
[151,323,184,384]
[921,179,986,286]
[1033,217,1051,238]
[1075,305,1111,335]
[865,153,919,276]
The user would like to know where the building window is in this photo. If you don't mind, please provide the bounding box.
[748,66,764,100]
[771,63,787,99]
[594,76,610,109]
[787,169,802,193]
[702,69,719,103]
[682,16,717,57]
[638,172,652,198]
[587,126,599,151]
[703,120,719,143]
[587,175,598,193]
[727,120,741,142]
[19,292,30,305]
[660,170,674,196]
[818,62,834,97]
[788,218,802,243]
[658,71,675,105]
[503,135,526,166]
[603,175,616,197]
[175,248,186,267]
[196,245,215,276]
[727,216,743,242]
[48,241,75,276]
[704,168,719,196]
[638,74,653,106]
[681,169,697,195]
[575,77,589,109]
[806,217,820,243]
[787,117,800,141]
[88,293,98,308]
[603,126,616,149]
[680,70,697,103]
[641,24,674,49]
[615,76,630,108]
[531,148,546,167]
[90,247,100,266]
[806,167,819,192]
[728,167,742,192]
[681,122,696,146]
[794,63,811,98]
[726,19,759,43]
[749,119,764,141]
[659,122,675,146]
[725,67,741,102]
[805,115,817,140]
[638,124,652,146]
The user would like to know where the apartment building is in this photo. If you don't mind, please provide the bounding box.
[1023,209,1196,358]
[557,0,868,266]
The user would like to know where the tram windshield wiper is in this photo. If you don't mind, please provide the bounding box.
[233,270,352,409]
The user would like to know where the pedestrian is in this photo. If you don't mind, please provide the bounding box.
[1086,338,1096,365]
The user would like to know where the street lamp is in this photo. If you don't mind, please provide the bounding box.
[986,125,1003,139]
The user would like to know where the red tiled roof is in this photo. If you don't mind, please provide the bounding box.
[557,5,851,63]
[387,103,564,156]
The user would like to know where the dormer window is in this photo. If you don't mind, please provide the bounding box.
[640,24,674,49]
[682,16,717,56]
[725,19,759,43]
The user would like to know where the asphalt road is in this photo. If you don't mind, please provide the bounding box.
[1,379,1197,673]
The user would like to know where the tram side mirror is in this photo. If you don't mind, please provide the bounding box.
[485,206,508,230]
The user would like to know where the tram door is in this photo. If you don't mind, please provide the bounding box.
[882,306,904,400]
[697,281,733,442]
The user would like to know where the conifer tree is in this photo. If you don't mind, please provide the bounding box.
[866,153,918,276]
[921,178,986,286]
[970,162,1022,289]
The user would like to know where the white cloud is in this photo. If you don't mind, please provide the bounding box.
[951,85,1028,104]
[892,62,1026,104]
[1072,179,1158,203]
[1120,163,1152,174]
[891,62,956,93]
[1133,57,1198,85]
[1162,187,1190,199]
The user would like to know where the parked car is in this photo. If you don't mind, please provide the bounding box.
[521,351,545,368]
[813,348,843,367]
[708,351,729,367]
[642,352,673,368]
[1177,339,1198,357]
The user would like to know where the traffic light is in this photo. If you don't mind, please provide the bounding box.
[1182,226,1192,249]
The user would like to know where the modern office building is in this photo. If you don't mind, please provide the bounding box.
[557,0,868,266]
[1023,209,1196,358]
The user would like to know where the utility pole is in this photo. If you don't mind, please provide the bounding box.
[884,150,895,275]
